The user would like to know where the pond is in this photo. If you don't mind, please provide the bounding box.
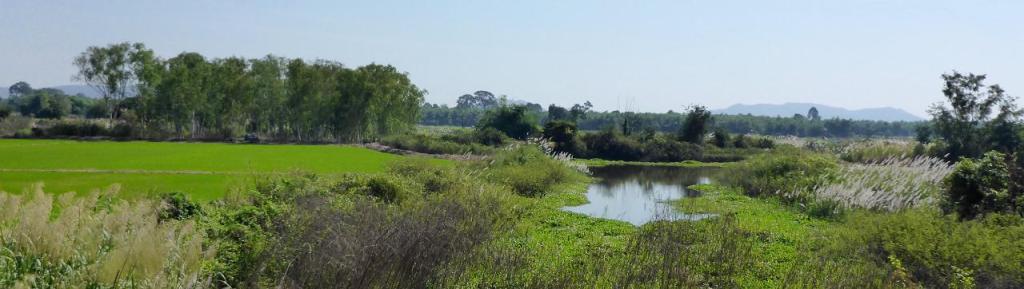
[562,165,720,226]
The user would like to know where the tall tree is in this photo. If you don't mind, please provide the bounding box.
[456,91,497,109]
[929,71,1021,160]
[73,42,153,122]
[8,81,32,98]
[678,105,712,143]
[807,106,821,121]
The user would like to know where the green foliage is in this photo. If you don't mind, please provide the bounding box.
[943,151,1020,219]
[66,43,427,142]
[158,191,203,221]
[466,126,510,146]
[850,210,1024,288]
[543,120,584,155]
[380,133,496,155]
[476,104,539,140]
[336,173,419,203]
[420,104,922,138]
[731,148,839,200]
[711,127,730,148]
[486,145,583,197]
[928,71,1023,160]
[678,105,712,144]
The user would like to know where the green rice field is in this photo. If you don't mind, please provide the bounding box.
[0,139,418,200]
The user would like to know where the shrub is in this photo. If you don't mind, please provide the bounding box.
[640,136,703,162]
[0,115,34,137]
[850,210,1024,288]
[543,120,584,155]
[731,148,839,201]
[471,127,511,146]
[335,174,419,203]
[476,104,539,140]
[487,145,583,197]
[256,194,502,289]
[712,128,731,148]
[580,129,644,161]
[380,133,495,155]
[45,121,109,137]
[158,191,203,221]
[943,151,1018,219]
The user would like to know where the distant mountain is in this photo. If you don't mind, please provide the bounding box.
[0,84,101,99]
[713,102,924,122]
[49,85,101,98]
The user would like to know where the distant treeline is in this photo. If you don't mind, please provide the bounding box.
[3,42,425,142]
[420,99,921,138]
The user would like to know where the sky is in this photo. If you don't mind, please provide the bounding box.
[1,0,1022,117]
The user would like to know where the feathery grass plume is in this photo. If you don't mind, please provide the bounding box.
[522,137,590,174]
[0,185,211,288]
[813,155,953,211]
[838,139,918,163]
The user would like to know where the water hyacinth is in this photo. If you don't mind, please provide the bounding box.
[813,155,953,211]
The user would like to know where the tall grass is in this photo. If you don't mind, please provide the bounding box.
[838,139,919,163]
[813,156,953,211]
[0,186,209,288]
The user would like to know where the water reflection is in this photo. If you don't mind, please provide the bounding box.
[562,165,720,226]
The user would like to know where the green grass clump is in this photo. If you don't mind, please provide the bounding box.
[485,146,586,197]
[379,133,497,155]
[730,147,839,200]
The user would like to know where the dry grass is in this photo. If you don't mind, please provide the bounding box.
[0,185,210,288]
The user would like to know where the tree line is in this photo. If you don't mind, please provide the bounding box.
[2,82,102,119]
[3,42,426,142]
[420,98,920,138]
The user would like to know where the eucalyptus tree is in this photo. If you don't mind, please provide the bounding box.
[155,52,212,137]
[73,42,155,122]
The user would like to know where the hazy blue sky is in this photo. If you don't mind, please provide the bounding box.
[2,0,1021,116]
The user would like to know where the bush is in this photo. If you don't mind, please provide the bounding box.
[487,145,583,197]
[943,151,1019,219]
[850,210,1024,288]
[471,127,511,146]
[158,191,203,221]
[476,104,539,140]
[580,129,644,161]
[640,136,703,162]
[215,160,508,288]
[44,121,109,137]
[712,128,731,148]
[543,120,585,155]
[335,174,419,203]
[380,133,495,155]
[731,148,839,200]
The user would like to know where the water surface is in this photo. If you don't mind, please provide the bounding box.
[562,165,719,225]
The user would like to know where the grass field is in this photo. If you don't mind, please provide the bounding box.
[0,139,424,200]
